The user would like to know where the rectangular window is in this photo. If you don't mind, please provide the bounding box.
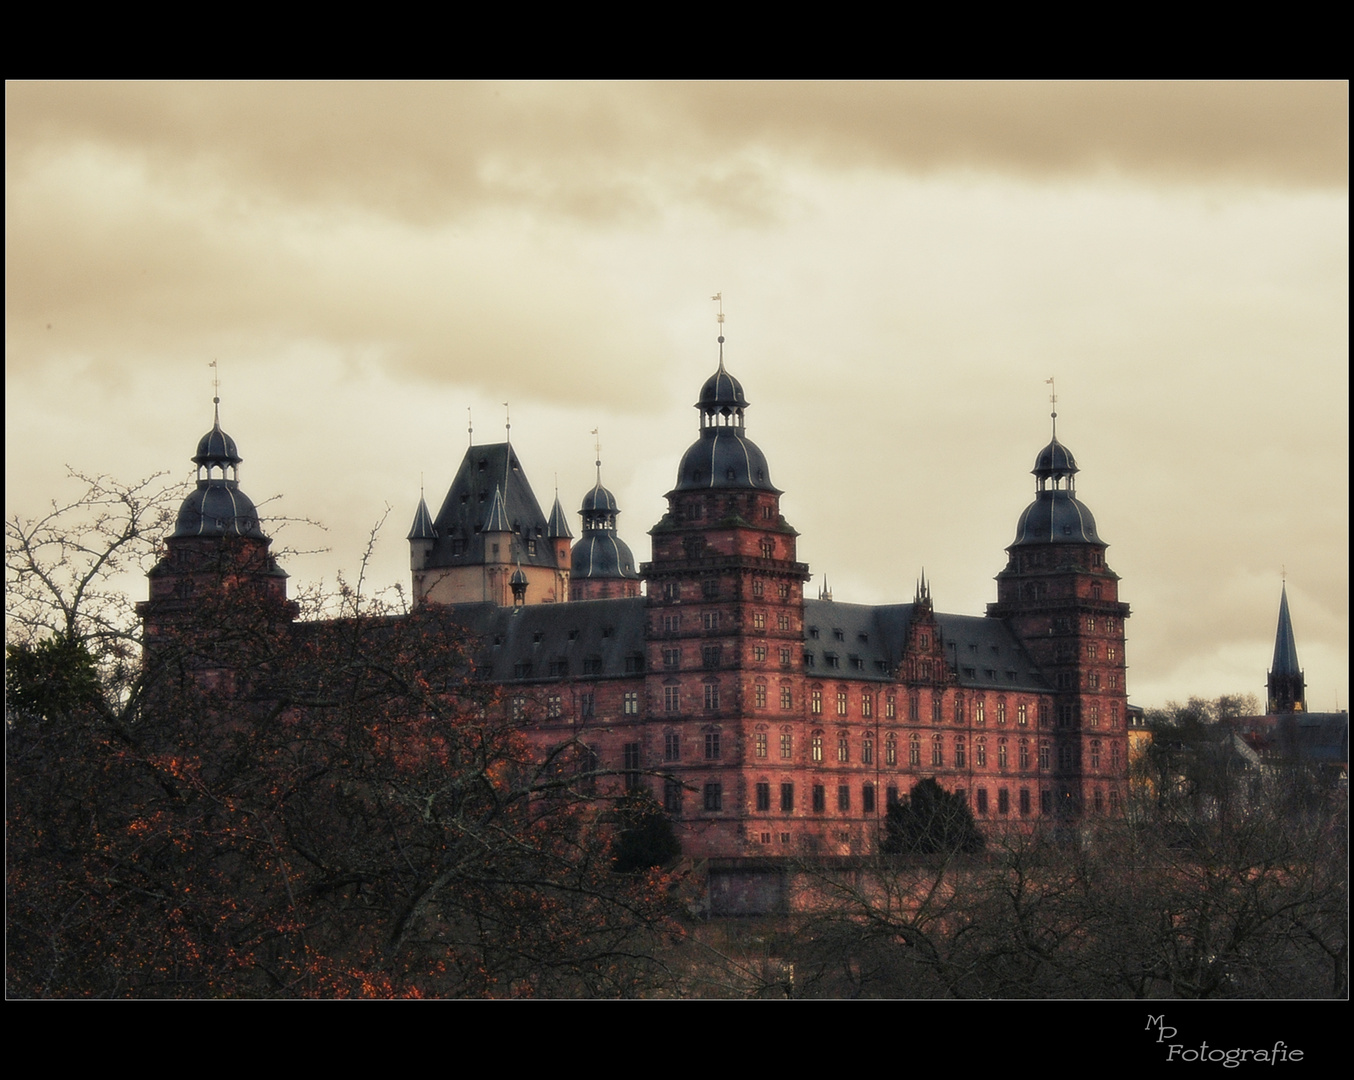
[997,788,1010,816]
[837,734,849,762]
[996,701,1007,725]
[753,612,766,630]
[1019,741,1030,769]
[1040,789,1052,814]
[974,700,985,725]
[663,613,680,632]
[777,614,791,631]
[754,683,767,708]
[705,732,721,760]
[704,685,720,711]
[664,733,680,762]
[861,693,873,718]
[885,696,896,719]
[580,692,594,718]
[780,686,793,710]
[702,645,721,669]
[1019,788,1031,816]
[756,782,771,812]
[836,690,848,716]
[812,785,826,813]
[1039,703,1050,727]
[547,695,562,719]
[932,737,944,767]
[886,785,900,808]
[1088,672,1100,689]
[511,696,526,720]
[1108,673,1118,689]
[909,737,921,767]
[779,646,792,667]
[862,737,874,765]
[780,783,795,812]
[663,648,681,669]
[703,783,722,812]
[755,732,767,758]
[664,686,680,713]
[1058,704,1075,728]
[976,788,988,815]
[811,687,822,715]
[753,644,768,662]
[837,785,850,812]
[664,777,682,816]
[909,694,919,722]
[862,784,875,814]
[1090,741,1101,770]
[954,739,966,768]
[1017,703,1028,726]
[885,736,897,766]
[623,742,642,790]
[752,578,764,597]
[701,578,719,598]
[702,612,719,630]
[623,692,639,715]
[1039,742,1050,770]
[780,731,793,759]
[811,733,823,762]
[933,697,943,723]
[777,583,791,600]
[1107,645,1116,662]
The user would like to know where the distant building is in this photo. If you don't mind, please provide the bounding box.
[140,335,1134,858]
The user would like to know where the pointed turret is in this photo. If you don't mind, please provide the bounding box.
[1267,583,1306,713]
[407,494,436,573]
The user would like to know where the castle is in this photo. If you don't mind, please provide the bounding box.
[139,335,1132,858]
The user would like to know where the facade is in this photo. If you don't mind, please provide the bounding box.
[141,342,1132,859]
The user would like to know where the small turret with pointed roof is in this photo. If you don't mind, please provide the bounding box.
[1267,581,1307,713]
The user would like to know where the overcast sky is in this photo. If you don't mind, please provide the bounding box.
[6,81,1348,711]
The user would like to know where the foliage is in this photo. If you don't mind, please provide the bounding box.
[881,778,985,856]
[610,790,682,874]
[6,476,679,998]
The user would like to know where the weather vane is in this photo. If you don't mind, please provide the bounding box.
[210,359,221,425]
[467,406,473,448]
[712,292,725,365]
[1045,376,1058,436]
[503,402,511,442]
[591,427,602,481]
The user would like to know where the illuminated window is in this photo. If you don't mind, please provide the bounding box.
[781,730,793,759]
[975,738,987,768]
[885,696,896,720]
[547,695,562,719]
[811,732,823,762]
[837,734,849,762]
[862,736,874,765]
[1017,703,1028,726]
[624,692,639,715]
[781,686,793,710]
[778,614,791,631]
[996,700,1007,725]
[755,683,767,708]
[837,690,848,716]
[885,733,897,765]
[909,734,921,767]
[862,693,873,718]
[754,732,767,758]
[974,700,985,725]
[753,644,768,662]
[811,687,822,715]
[997,739,1008,769]
[753,612,766,630]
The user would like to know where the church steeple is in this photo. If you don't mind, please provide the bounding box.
[1267,582,1306,713]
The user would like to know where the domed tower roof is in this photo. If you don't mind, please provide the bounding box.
[1010,412,1103,548]
[673,335,779,494]
[172,398,266,540]
[571,458,639,581]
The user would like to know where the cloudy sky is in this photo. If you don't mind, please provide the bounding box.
[6,82,1347,711]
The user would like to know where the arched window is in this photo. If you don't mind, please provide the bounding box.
[931,734,944,767]
[908,733,921,767]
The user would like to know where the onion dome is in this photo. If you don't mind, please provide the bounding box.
[674,343,777,493]
[1010,422,1102,547]
[571,470,639,581]
[172,400,266,539]
[1032,435,1078,485]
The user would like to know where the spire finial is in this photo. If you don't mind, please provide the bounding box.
[711,292,725,368]
[1045,376,1058,439]
[467,406,473,448]
[503,401,511,443]
[209,359,221,427]
[591,427,602,483]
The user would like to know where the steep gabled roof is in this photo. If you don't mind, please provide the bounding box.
[425,443,556,569]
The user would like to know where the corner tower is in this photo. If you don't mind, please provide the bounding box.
[570,450,640,601]
[1267,582,1306,713]
[138,395,296,671]
[642,331,810,855]
[987,402,1129,817]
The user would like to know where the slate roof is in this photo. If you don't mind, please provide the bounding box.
[1270,584,1302,676]
[425,443,558,570]
[801,599,1049,692]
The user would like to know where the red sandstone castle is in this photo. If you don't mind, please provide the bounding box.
[140,337,1131,858]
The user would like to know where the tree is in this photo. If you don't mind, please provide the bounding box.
[7,476,680,998]
[881,778,985,856]
[610,790,681,874]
